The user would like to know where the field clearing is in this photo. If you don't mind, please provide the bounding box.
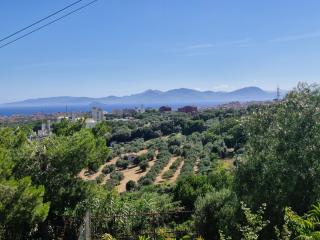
[79,149,148,182]
[117,158,156,192]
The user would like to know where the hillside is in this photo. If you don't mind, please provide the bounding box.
[3,86,277,106]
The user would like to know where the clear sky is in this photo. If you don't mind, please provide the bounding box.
[0,0,320,103]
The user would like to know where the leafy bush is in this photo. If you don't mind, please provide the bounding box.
[147,149,156,160]
[102,164,116,175]
[110,171,124,182]
[96,173,105,184]
[116,159,129,169]
[139,160,149,172]
[126,180,137,192]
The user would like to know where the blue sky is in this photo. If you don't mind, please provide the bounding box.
[1,0,320,103]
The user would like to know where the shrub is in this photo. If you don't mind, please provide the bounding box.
[88,160,101,172]
[102,164,116,174]
[126,180,137,192]
[147,149,156,160]
[194,189,238,239]
[139,160,149,172]
[96,174,105,184]
[110,171,124,182]
[116,159,129,169]
[162,169,175,179]
[138,154,147,162]
[139,177,153,186]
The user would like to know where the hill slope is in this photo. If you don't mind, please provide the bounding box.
[3,87,277,106]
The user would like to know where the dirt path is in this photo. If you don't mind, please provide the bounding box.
[129,149,148,156]
[154,156,178,184]
[193,158,200,174]
[117,158,156,192]
[170,160,184,183]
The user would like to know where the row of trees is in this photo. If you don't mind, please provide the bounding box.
[2,83,320,239]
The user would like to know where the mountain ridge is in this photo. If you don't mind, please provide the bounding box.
[2,87,278,107]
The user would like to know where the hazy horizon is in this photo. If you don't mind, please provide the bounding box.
[1,85,281,104]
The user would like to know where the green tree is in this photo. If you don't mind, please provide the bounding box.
[284,202,320,239]
[139,160,149,172]
[235,83,320,234]
[173,175,214,211]
[13,129,108,237]
[194,189,238,239]
[0,135,49,239]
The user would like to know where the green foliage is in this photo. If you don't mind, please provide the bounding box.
[285,202,320,239]
[0,130,49,239]
[116,159,129,169]
[147,149,156,160]
[52,119,84,136]
[162,157,183,179]
[194,189,238,239]
[238,202,269,240]
[92,121,111,138]
[126,180,137,192]
[173,175,214,210]
[110,171,124,182]
[101,233,116,240]
[10,129,109,237]
[139,160,149,172]
[79,186,181,239]
[139,149,171,185]
[96,173,105,184]
[235,84,320,233]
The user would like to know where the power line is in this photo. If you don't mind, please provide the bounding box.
[0,0,85,43]
[0,0,99,50]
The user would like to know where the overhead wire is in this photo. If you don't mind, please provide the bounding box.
[0,0,99,50]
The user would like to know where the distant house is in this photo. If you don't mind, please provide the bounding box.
[85,118,97,128]
[37,120,52,137]
[177,106,198,113]
[159,106,172,112]
[92,107,104,122]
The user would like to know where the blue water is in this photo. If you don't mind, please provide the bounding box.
[0,102,221,116]
[0,106,91,116]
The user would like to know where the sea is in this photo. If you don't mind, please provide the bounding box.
[0,102,223,117]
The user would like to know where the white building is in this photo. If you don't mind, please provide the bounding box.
[37,120,52,137]
[85,118,97,128]
[91,107,104,122]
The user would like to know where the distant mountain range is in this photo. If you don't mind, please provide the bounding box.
[3,87,279,107]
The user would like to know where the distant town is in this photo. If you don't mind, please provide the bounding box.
[0,100,275,136]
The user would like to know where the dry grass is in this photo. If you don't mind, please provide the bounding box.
[78,149,148,182]
[117,158,156,192]
[220,158,235,169]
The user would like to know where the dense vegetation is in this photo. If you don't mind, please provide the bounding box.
[1,83,320,240]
